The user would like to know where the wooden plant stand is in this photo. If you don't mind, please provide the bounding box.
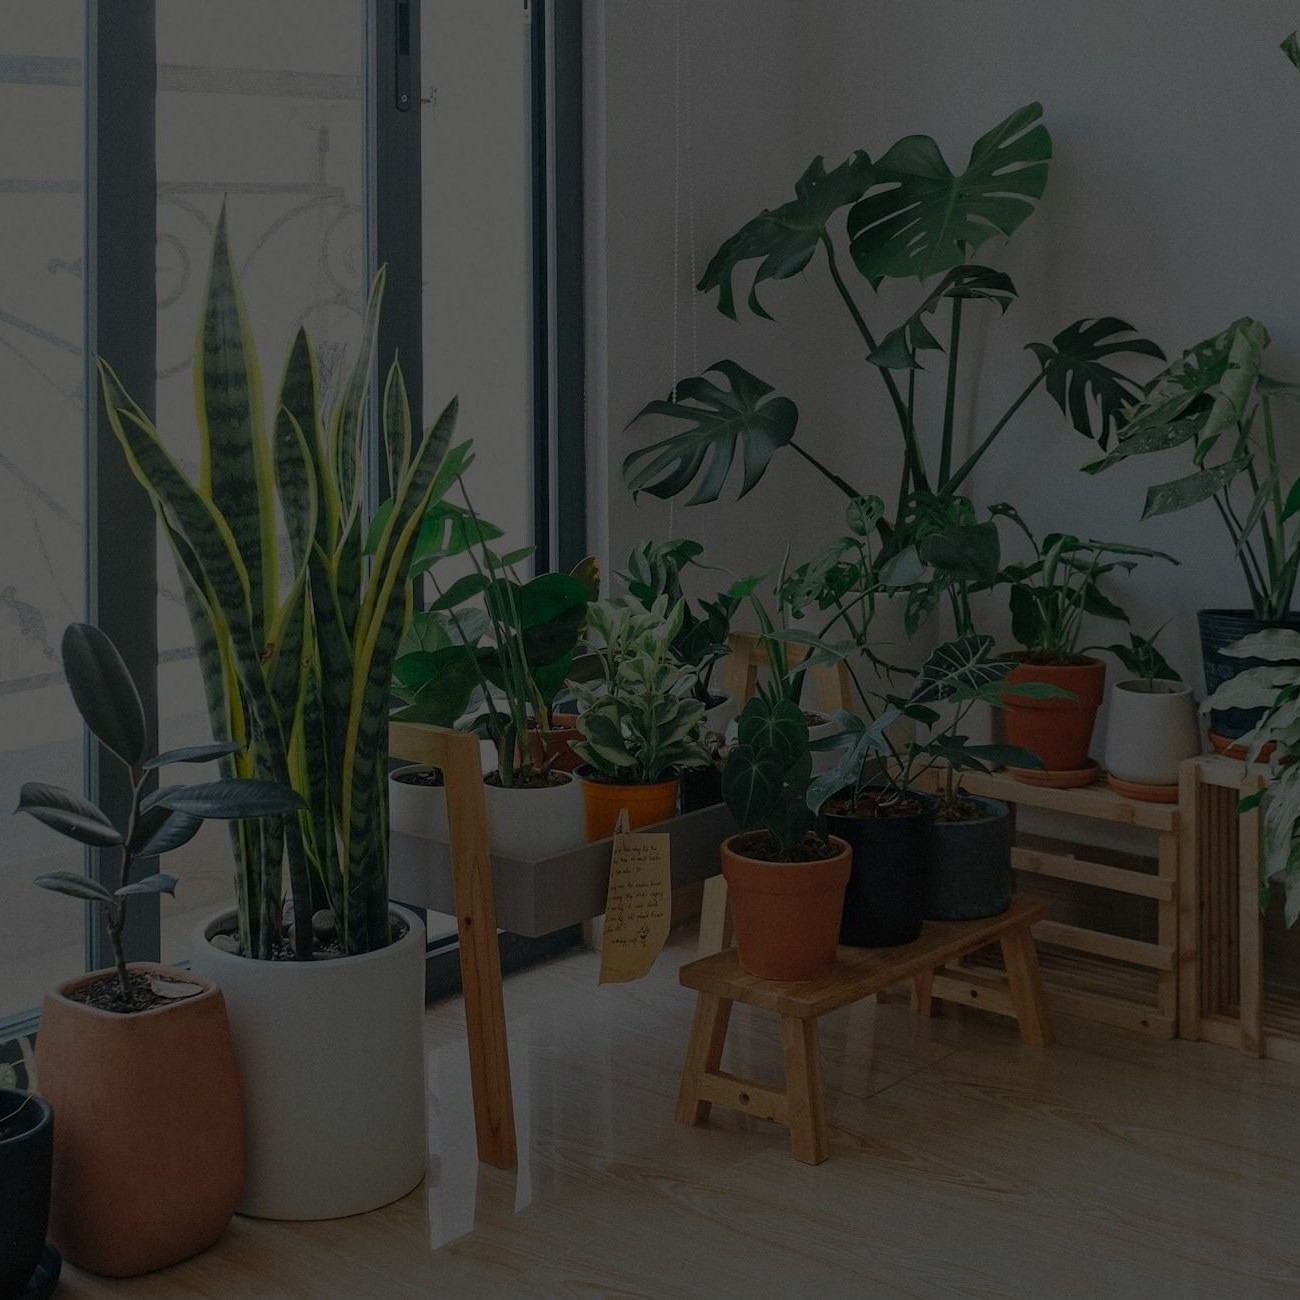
[675,898,1050,1164]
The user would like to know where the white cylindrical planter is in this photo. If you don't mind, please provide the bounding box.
[189,905,427,1221]
[483,771,585,860]
[389,765,449,841]
[1103,679,1201,786]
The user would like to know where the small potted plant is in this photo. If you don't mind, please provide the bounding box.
[16,624,301,1277]
[1098,627,1201,800]
[720,694,851,979]
[1,1083,55,1297]
[997,505,1176,783]
[571,597,712,839]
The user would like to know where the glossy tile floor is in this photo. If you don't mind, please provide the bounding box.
[64,929,1300,1298]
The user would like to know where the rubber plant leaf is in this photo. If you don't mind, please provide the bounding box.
[17,781,123,848]
[60,623,147,768]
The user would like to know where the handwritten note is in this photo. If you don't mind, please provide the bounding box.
[599,809,671,984]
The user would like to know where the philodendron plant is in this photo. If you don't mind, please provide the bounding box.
[1202,628,1300,925]
[623,103,1162,608]
[570,598,711,783]
[99,207,465,958]
[16,625,302,1009]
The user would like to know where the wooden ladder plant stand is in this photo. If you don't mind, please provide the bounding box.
[389,721,517,1170]
[675,897,1051,1164]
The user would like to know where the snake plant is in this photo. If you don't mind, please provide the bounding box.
[97,207,466,959]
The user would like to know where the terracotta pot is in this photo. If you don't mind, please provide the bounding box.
[1003,656,1106,771]
[578,767,680,840]
[720,835,851,980]
[34,965,243,1277]
[525,712,583,773]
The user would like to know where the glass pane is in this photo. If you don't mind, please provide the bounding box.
[154,2,366,963]
[0,4,87,1020]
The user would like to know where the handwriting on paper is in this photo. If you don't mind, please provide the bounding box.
[599,813,671,984]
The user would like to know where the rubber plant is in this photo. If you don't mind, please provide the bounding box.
[16,624,302,1007]
[97,206,466,959]
[622,103,1163,603]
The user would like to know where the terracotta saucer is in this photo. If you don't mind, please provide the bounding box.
[1006,758,1101,789]
[1208,731,1275,762]
[1106,774,1179,804]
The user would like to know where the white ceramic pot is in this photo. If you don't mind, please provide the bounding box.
[389,765,449,841]
[189,905,427,1221]
[1103,679,1201,786]
[483,770,585,860]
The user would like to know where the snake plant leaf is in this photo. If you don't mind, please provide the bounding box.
[624,360,798,505]
[273,406,319,577]
[848,103,1050,282]
[868,266,1016,370]
[60,623,147,768]
[330,265,387,516]
[17,782,123,848]
[129,805,204,857]
[267,574,309,726]
[155,779,305,819]
[197,205,278,648]
[698,152,872,320]
[143,741,243,770]
[334,513,364,639]
[278,326,337,551]
[721,743,784,829]
[34,872,114,904]
[1142,454,1249,519]
[383,357,412,487]
[115,873,180,899]
[1026,318,1166,449]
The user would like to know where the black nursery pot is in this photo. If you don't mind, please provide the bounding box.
[924,797,1013,921]
[1199,608,1300,742]
[678,763,723,814]
[0,1089,54,1300]
[826,790,936,948]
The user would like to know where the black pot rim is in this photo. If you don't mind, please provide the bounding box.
[932,795,1009,827]
[1198,607,1300,626]
[0,1088,53,1146]
[822,784,937,822]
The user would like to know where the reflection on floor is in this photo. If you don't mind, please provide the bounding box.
[61,928,1300,1298]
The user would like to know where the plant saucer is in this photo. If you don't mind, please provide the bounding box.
[1208,731,1275,762]
[1006,758,1101,789]
[1106,774,1179,804]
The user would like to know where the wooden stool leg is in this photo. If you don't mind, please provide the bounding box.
[1001,928,1053,1047]
[911,971,936,1017]
[697,875,733,957]
[676,993,733,1126]
[780,1016,828,1165]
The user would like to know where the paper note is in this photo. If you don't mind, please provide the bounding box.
[599,808,671,984]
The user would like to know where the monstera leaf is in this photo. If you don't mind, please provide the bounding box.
[868,265,1017,370]
[623,360,798,505]
[847,103,1050,282]
[698,152,872,320]
[1027,317,1166,449]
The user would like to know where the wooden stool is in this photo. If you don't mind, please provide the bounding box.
[675,897,1051,1164]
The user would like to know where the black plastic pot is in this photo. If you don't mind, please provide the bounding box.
[1,1089,54,1299]
[1199,608,1300,741]
[826,789,936,948]
[678,763,722,813]
[924,797,1012,921]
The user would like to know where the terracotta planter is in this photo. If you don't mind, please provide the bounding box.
[578,767,680,840]
[34,965,243,1277]
[720,834,851,980]
[1003,656,1106,772]
[1,1089,53,1298]
[1103,679,1201,788]
[526,712,583,773]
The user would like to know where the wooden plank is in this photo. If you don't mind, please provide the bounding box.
[697,874,733,958]
[696,1071,788,1126]
[911,971,936,1017]
[675,993,733,1126]
[1156,827,1179,1029]
[1033,920,1173,972]
[1177,760,1201,1038]
[1049,987,1176,1039]
[1011,846,1172,900]
[680,898,1045,1017]
[1002,927,1054,1046]
[781,1016,828,1165]
[1239,775,1266,1057]
[954,769,1177,831]
[1265,1035,1300,1066]
[928,970,1016,1018]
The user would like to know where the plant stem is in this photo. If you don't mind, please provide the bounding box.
[939,298,963,486]
[942,371,1044,496]
[788,440,864,501]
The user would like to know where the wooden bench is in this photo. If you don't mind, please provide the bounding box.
[675,897,1051,1164]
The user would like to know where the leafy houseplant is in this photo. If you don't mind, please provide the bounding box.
[623,103,1162,615]
[718,695,850,980]
[100,210,446,1220]
[570,597,711,837]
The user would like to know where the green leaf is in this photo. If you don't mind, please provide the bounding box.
[429,573,491,611]
[61,623,147,768]
[1142,456,1248,518]
[156,780,305,820]
[736,697,807,768]
[846,495,885,537]
[16,782,123,848]
[848,103,1050,281]
[917,521,1000,584]
[34,872,113,904]
[910,635,1005,704]
[721,743,784,829]
[624,361,798,505]
[868,265,1016,370]
[698,152,872,319]
[382,356,412,487]
[144,741,244,770]
[129,806,203,858]
[1027,318,1165,449]
[1220,629,1300,662]
[115,872,180,899]
[1285,31,1300,70]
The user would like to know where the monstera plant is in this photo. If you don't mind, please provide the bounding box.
[623,103,1163,604]
[98,207,465,959]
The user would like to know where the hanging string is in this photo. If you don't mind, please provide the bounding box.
[667,0,683,540]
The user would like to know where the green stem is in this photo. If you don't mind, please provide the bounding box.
[943,371,1044,497]
[1215,492,1266,613]
[939,298,963,486]
[788,440,864,501]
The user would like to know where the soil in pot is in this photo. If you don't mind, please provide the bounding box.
[393,766,443,789]
[721,831,851,980]
[1,1089,54,1300]
[1199,608,1300,741]
[824,787,935,948]
[1003,655,1105,772]
[578,767,680,840]
[924,796,1013,920]
[388,765,449,843]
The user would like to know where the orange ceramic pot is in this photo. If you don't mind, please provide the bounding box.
[1002,656,1106,772]
[526,712,583,774]
[578,768,680,840]
[720,835,852,981]
[35,964,243,1277]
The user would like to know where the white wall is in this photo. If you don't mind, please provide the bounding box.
[587,0,1300,741]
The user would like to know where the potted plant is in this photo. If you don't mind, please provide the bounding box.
[1098,628,1201,800]
[1078,318,1300,747]
[99,209,458,1219]
[570,597,712,839]
[997,505,1176,782]
[15,624,300,1275]
[720,695,851,979]
[1,1085,55,1297]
